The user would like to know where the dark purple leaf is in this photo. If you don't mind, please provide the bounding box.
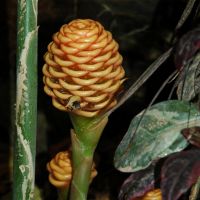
[118,164,155,200]
[161,149,200,200]
[175,27,200,70]
[181,126,200,148]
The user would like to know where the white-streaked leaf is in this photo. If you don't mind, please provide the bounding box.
[114,100,200,172]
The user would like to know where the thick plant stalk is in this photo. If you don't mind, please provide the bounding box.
[69,114,108,200]
[57,188,69,200]
[13,0,38,199]
[42,19,125,200]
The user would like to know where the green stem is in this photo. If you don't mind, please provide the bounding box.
[69,114,108,200]
[13,0,38,200]
[57,188,69,200]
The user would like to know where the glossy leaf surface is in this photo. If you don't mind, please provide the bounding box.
[161,149,200,200]
[114,100,200,172]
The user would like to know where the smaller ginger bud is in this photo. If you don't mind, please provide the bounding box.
[47,151,97,188]
[42,19,125,117]
[134,189,162,200]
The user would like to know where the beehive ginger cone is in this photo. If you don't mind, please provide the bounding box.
[134,189,162,200]
[47,151,97,188]
[42,19,125,117]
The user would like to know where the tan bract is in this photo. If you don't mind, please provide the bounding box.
[43,19,125,117]
[140,189,162,200]
[47,151,97,188]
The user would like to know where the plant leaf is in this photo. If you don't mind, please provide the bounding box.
[161,149,200,200]
[177,52,200,101]
[175,0,197,31]
[114,100,200,172]
[118,164,155,200]
[175,27,200,70]
[181,126,200,148]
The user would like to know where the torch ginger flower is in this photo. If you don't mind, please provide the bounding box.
[43,19,125,117]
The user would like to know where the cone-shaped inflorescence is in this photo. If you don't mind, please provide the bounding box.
[136,189,162,200]
[43,19,125,117]
[47,151,97,188]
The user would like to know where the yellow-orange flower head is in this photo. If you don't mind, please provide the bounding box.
[43,19,125,117]
[135,189,162,200]
[47,151,72,188]
[47,151,97,188]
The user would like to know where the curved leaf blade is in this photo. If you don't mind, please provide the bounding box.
[114,100,200,172]
[181,126,200,148]
[175,27,200,70]
[119,164,155,200]
[175,0,197,31]
[161,149,200,200]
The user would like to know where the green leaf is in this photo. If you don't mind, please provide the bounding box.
[114,100,200,172]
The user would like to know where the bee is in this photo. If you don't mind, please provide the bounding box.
[65,96,81,111]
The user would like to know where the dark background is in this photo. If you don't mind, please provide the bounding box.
[0,0,197,199]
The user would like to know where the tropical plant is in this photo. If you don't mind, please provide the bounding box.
[12,0,200,200]
[114,0,200,199]
[41,0,200,199]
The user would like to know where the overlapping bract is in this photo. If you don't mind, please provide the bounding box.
[47,151,72,188]
[43,19,125,117]
[47,151,97,188]
[137,189,162,200]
